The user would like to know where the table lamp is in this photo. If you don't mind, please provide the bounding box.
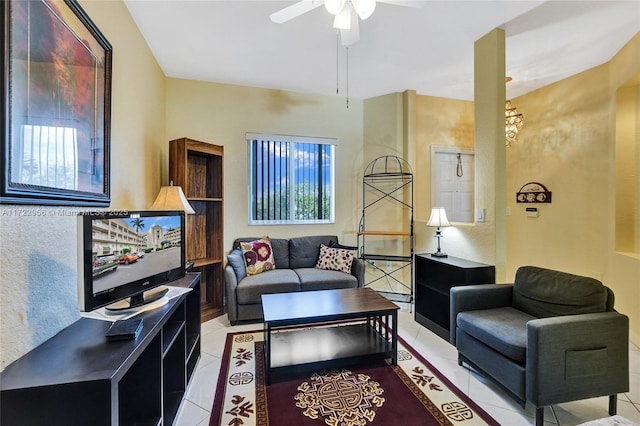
[427,207,450,258]
[150,182,195,214]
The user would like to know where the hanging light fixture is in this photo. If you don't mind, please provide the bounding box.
[505,77,524,147]
[505,100,524,147]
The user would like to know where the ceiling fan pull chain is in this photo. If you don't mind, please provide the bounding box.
[346,46,349,109]
[336,31,340,95]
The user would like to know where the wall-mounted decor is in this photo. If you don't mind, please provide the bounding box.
[1,0,112,206]
[516,182,552,203]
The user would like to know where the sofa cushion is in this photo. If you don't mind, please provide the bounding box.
[236,269,301,304]
[233,237,290,269]
[456,307,535,363]
[295,268,358,291]
[512,266,609,318]
[289,235,338,269]
[227,249,246,281]
[240,237,276,275]
[315,244,357,273]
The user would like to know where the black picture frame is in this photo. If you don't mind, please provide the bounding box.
[1,0,112,206]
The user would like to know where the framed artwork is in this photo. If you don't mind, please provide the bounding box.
[1,0,112,206]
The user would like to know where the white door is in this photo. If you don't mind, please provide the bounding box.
[432,149,474,223]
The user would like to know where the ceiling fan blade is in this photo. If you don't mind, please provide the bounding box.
[377,0,426,8]
[270,0,325,24]
[340,13,360,46]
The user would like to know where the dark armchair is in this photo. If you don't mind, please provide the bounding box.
[450,266,629,426]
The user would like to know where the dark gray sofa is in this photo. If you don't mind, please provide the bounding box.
[224,235,365,325]
[450,266,629,426]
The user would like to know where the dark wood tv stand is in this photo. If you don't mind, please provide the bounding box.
[0,272,201,426]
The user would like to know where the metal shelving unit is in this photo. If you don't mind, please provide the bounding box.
[358,155,414,305]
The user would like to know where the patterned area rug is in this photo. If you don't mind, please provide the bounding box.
[210,325,500,426]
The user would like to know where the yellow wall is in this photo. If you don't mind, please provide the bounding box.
[474,29,507,278]
[164,79,364,250]
[361,92,407,246]
[413,95,498,264]
[506,32,640,344]
[363,92,405,159]
[506,64,611,275]
[615,81,640,254]
[608,33,640,345]
[0,0,166,368]
[358,93,414,291]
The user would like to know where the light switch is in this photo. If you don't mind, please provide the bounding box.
[476,208,485,222]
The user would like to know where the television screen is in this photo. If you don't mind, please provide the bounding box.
[78,210,186,312]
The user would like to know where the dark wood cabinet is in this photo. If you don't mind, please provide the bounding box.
[0,273,201,426]
[169,137,224,322]
[414,254,495,340]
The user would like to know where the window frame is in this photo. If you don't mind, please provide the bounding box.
[246,133,336,225]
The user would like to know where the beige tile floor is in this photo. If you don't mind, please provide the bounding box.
[175,307,640,426]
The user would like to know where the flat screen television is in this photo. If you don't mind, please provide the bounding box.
[77,210,186,313]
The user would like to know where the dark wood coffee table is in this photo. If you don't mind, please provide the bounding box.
[261,287,399,385]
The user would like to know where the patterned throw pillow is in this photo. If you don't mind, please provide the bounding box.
[240,237,276,276]
[315,243,356,273]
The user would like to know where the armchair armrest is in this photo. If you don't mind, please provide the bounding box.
[351,258,365,287]
[450,284,513,344]
[224,264,240,324]
[526,311,629,406]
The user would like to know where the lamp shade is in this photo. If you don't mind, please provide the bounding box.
[427,207,450,227]
[150,185,195,214]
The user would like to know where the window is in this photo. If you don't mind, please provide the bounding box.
[247,134,335,224]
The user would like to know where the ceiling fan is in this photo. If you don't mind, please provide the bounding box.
[270,0,424,46]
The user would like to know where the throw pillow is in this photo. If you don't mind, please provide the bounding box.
[315,243,356,273]
[226,249,247,282]
[240,236,276,276]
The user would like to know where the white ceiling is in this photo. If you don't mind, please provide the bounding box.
[123,0,640,101]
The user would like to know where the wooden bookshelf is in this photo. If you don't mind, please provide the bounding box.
[169,138,224,322]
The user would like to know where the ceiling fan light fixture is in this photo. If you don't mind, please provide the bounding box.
[340,11,360,45]
[325,0,346,15]
[352,0,376,20]
[333,3,352,30]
